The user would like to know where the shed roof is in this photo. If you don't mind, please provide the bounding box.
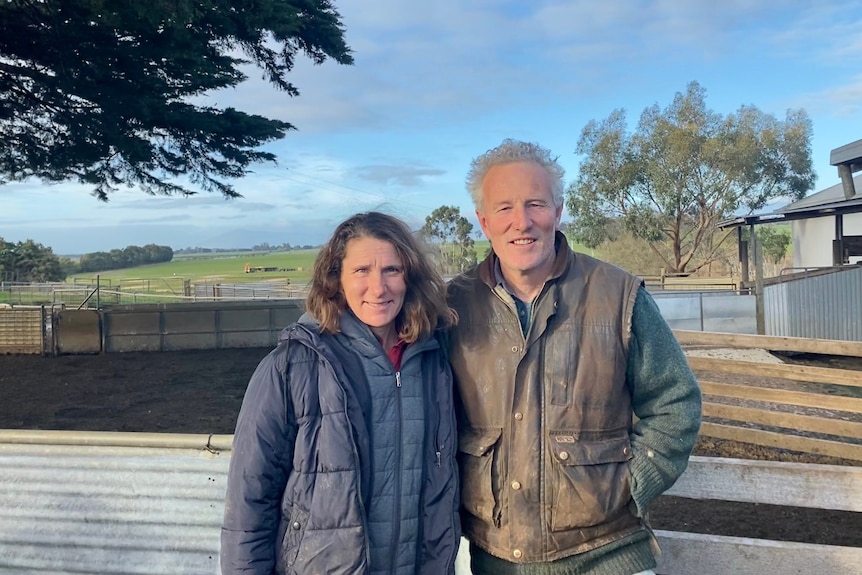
[718,173,862,230]
[775,173,862,217]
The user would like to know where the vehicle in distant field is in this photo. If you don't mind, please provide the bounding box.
[243,264,295,275]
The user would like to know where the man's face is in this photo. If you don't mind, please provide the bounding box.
[477,161,563,284]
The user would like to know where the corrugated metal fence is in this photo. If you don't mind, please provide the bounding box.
[0,432,231,575]
[0,431,473,575]
[765,266,862,341]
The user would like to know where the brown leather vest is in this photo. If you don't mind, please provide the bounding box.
[448,235,643,563]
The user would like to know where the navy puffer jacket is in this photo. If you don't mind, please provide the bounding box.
[220,314,461,574]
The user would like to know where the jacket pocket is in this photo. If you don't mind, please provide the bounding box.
[457,427,503,526]
[547,431,633,531]
[279,506,310,570]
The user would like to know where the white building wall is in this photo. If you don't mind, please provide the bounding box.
[791,212,862,268]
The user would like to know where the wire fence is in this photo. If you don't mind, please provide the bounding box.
[0,279,311,309]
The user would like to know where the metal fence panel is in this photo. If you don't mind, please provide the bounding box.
[103,300,304,353]
[0,308,44,355]
[765,267,862,341]
[0,441,227,575]
[652,292,757,334]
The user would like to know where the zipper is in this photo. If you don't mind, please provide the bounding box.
[434,399,442,467]
[390,369,403,575]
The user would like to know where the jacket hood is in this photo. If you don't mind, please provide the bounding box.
[275,312,321,346]
[279,311,384,357]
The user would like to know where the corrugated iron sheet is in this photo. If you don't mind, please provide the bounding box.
[0,435,229,574]
[0,432,473,575]
[765,266,862,341]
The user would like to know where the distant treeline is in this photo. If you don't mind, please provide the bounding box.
[77,244,174,273]
[0,237,66,282]
[175,242,318,255]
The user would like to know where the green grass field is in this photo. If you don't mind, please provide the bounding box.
[68,249,321,287]
[54,234,593,299]
[65,237,596,288]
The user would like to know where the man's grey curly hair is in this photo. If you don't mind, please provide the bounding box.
[465,139,565,211]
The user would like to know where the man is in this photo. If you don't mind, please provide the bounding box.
[447,139,702,575]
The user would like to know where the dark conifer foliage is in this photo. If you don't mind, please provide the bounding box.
[0,1,352,200]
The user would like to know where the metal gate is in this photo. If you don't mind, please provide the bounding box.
[0,306,51,355]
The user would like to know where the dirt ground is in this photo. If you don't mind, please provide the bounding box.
[0,347,859,547]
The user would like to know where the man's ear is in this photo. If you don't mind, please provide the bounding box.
[476,209,490,239]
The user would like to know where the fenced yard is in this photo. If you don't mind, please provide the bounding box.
[677,330,862,462]
[642,330,862,573]
[0,316,861,573]
[1,278,311,308]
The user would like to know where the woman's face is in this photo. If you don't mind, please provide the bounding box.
[339,236,407,342]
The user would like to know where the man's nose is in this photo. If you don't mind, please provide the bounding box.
[512,205,531,230]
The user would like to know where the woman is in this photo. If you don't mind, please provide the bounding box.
[220,212,461,575]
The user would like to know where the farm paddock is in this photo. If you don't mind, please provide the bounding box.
[0,347,860,550]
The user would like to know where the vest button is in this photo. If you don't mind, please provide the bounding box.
[511,481,521,490]
[292,521,301,530]
[558,451,569,461]
[511,346,519,353]
[513,549,523,559]
[514,412,523,421]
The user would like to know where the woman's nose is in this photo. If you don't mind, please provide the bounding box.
[368,271,386,294]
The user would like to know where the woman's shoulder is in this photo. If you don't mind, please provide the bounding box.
[271,322,329,368]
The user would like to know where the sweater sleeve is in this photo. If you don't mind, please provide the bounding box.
[221,345,296,574]
[626,286,702,517]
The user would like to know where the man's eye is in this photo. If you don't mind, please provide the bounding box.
[384,266,403,275]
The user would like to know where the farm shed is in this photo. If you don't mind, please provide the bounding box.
[775,172,862,268]
[720,137,862,272]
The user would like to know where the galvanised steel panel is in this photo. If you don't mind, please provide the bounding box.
[103,301,305,353]
[0,440,228,575]
[701,293,757,334]
[0,434,473,575]
[652,293,702,322]
[764,267,862,341]
[652,292,757,334]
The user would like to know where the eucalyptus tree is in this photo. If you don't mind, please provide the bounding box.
[566,81,814,274]
[421,205,476,274]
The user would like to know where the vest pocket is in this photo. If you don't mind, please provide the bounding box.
[547,431,633,531]
[458,427,503,526]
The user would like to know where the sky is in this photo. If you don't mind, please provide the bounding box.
[4,0,862,255]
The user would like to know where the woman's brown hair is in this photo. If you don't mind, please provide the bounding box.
[306,212,456,342]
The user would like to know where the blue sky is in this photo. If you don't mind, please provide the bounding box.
[3,0,862,254]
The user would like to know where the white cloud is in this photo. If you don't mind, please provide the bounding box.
[6,0,862,251]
